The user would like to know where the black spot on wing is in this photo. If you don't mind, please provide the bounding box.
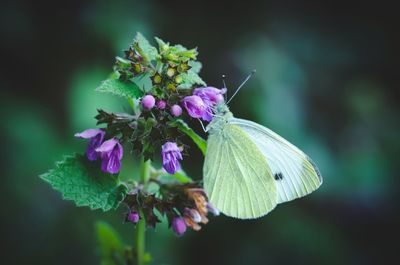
[274,172,283,181]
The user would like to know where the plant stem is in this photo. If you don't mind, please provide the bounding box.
[139,157,151,184]
[135,157,151,265]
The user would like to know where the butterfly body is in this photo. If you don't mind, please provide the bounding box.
[203,103,322,219]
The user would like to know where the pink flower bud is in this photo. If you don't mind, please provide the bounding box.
[170,104,182,117]
[156,100,166,110]
[127,211,140,223]
[172,217,186,236]
[141,95,155,110]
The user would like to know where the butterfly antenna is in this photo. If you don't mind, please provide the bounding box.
[222,74,228,101]
[226,70,256,104]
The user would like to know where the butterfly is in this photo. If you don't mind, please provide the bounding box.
[203,73,322,219]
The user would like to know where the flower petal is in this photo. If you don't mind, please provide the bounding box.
[75,128,104,139]
[96,138,119,153]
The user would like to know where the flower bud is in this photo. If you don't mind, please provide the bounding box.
[206,203,220,216]
[172,217,186,236]
[131,62,143,74]
[166,82,176,91]
[177,62,190,73]
[141,95,155,110]
[156,100,166,110]
[174,75,183,84]
[152,73,162,84]
[166,67,177,78]
[170,104,182,117]
[127,211,140,223]
[184,208,202,223]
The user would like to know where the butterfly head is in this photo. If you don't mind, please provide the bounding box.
[206,103,233,132]
[214,102,231,116]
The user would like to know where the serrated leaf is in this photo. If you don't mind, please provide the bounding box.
[155,36,169,53]
[40,154,127,211]
[132,72,153,92]
[169,119,207,155]
[96,78,144,99]
[134,32,158,62]
[178,69,206,89]
[188,61,202,74]
[95,221,126,265]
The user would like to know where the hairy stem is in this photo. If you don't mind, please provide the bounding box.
[136,157,151,265]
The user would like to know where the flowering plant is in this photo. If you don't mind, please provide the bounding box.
[41,33,223,265]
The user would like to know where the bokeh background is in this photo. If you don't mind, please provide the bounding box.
[1,0,399,264]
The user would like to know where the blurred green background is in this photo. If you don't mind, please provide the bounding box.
[1,0,398,264]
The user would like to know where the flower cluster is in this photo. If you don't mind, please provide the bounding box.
[71,34,223,235]
[75,129,123,174]
[124,182,219,236]
[80,36,227,175]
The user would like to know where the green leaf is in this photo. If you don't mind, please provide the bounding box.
[143,182,160,194]
[40,154,128,211]
[172,171,193,183]
[158,170,193,184]
[95,221,126,265]
[132,72,153,92]
[169,119,207,155]
[96,77,144,99]
[134,32,158,62]
[178,69,206,89]
[188,61,202,74]
[155,36,169,53]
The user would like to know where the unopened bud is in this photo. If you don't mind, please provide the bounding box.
[141,95,155,110]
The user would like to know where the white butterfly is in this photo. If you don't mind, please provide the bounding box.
[203,74,322,219]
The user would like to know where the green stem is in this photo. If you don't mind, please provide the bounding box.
[135,157,151,265]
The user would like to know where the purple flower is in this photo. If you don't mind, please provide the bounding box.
[95,138,123,174]
[75,129,105,161]
[127,211,140,223]
[193,87,227,122]
[142,95,155,110]
[170,104,182,117]
[193,86,226,105]
[156,100,166,110]
[161,142,183,174]
[172,217,186,236]
[206,202,220,216]
[182,95,206,119]
[184,208,202,223]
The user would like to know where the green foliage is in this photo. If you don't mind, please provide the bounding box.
[132,72,153,92]
[134,32,158,63]
[159,171,193,184]
[155,36,197,62]
[40,154,127,211]
[178,70,206,89]
[95,221,127,265]
[96,76,144,99]
[188,60,202,74]
[169,119,207,155]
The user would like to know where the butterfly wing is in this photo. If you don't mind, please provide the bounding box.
[231,118,322,204]
[203,123,277,219]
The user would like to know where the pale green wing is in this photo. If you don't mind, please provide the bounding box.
[231,118,322,204]
[203,124,277,219]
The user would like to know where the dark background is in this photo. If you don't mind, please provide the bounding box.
[1,0,399,264]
